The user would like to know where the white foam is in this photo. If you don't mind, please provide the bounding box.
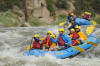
[0,26,100,66]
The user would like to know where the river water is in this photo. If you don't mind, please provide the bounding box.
[0,25,100,66]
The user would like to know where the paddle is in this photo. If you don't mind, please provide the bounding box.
[58,41,85,52]
[29,37,33,50]
[26,38,33,51]
[87,41,97,46]
[86,20,96,36]
[71,40,85,52]
[72,41,98,52]
[72,46,85,52]
[59,22,66,26]
[91,20,96,26]
[26,44,32,51]
[86,25,95,36]
[24,40,28,50]
[57,41,97,52]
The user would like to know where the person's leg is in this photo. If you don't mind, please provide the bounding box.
[42,46,46,50]
[53,46,58,51]
[49,47,54,51]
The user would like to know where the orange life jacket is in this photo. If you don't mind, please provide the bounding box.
[78,32,87,42]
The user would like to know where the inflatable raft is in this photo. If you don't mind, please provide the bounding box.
[59,18,95,26]
[24,34,99,59]
[75,18,92,25]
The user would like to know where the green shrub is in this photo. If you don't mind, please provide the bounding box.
[55,0,69,9]
[45,0,56,16]
[94,15,100,24]
[91,0,100,13]
[58,14,67,19]
[0,10,24,27]
[0,10,49,27]
[74,0,100,16]
[0,0,22,12]
[51,18,66,25]
[29,16,48,26]
[51,14,67,25]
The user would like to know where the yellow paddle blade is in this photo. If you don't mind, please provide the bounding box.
[87,41,98,46]
[26,45,33,51]
[41,37,46,42]
[91,20,96,26]
[86,20,96,35]
[59,22,66,26]
[86,25,95,36]
[72,46,85,52]
[68,23,72,28]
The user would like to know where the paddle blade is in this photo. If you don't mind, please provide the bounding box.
[86,25,95,36]
[73,46,85,52]
[86,20,96,36]
[87,41,98,46]
[59,22,66,26]
[91,20,96,26]
[26,45,33,51]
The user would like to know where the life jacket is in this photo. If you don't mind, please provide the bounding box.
[69,32,79,40]
[41,37,52,48]
[78,32,87,42]
[72,32,79,40]
[83,15,90,20]
[32,40,40,49]
[50,35,57,48]
[58,37,65,46]
[69,32,80,46]
[69,33,73,39]
[72,40,80,46]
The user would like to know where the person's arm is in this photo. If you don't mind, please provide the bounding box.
[64,35,72,45]
[51,37,58,43]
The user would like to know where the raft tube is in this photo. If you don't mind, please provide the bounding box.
[24,34,99,59]
[75,18,92,25]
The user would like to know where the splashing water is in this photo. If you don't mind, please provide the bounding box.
[0,25,100,66]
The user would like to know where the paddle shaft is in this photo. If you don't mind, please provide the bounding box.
[58,40,85,52]
[30,37,33,50]
[24,40,28,51]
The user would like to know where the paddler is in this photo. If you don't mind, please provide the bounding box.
[41,31,56,51]
[75,26,87,42]
[82,12,92,21]
[67,12,77,22]
[51,28,72,50]
[32,34,41,49]
[69,29,80,46]
[68,18,79,30]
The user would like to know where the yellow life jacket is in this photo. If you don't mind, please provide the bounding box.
[50,34,57,48]
[78,32,87,42]
[69,34,73,39]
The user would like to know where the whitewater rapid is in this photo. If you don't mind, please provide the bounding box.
[0,26,100,66]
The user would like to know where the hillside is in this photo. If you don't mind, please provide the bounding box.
[0,0,100,27]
